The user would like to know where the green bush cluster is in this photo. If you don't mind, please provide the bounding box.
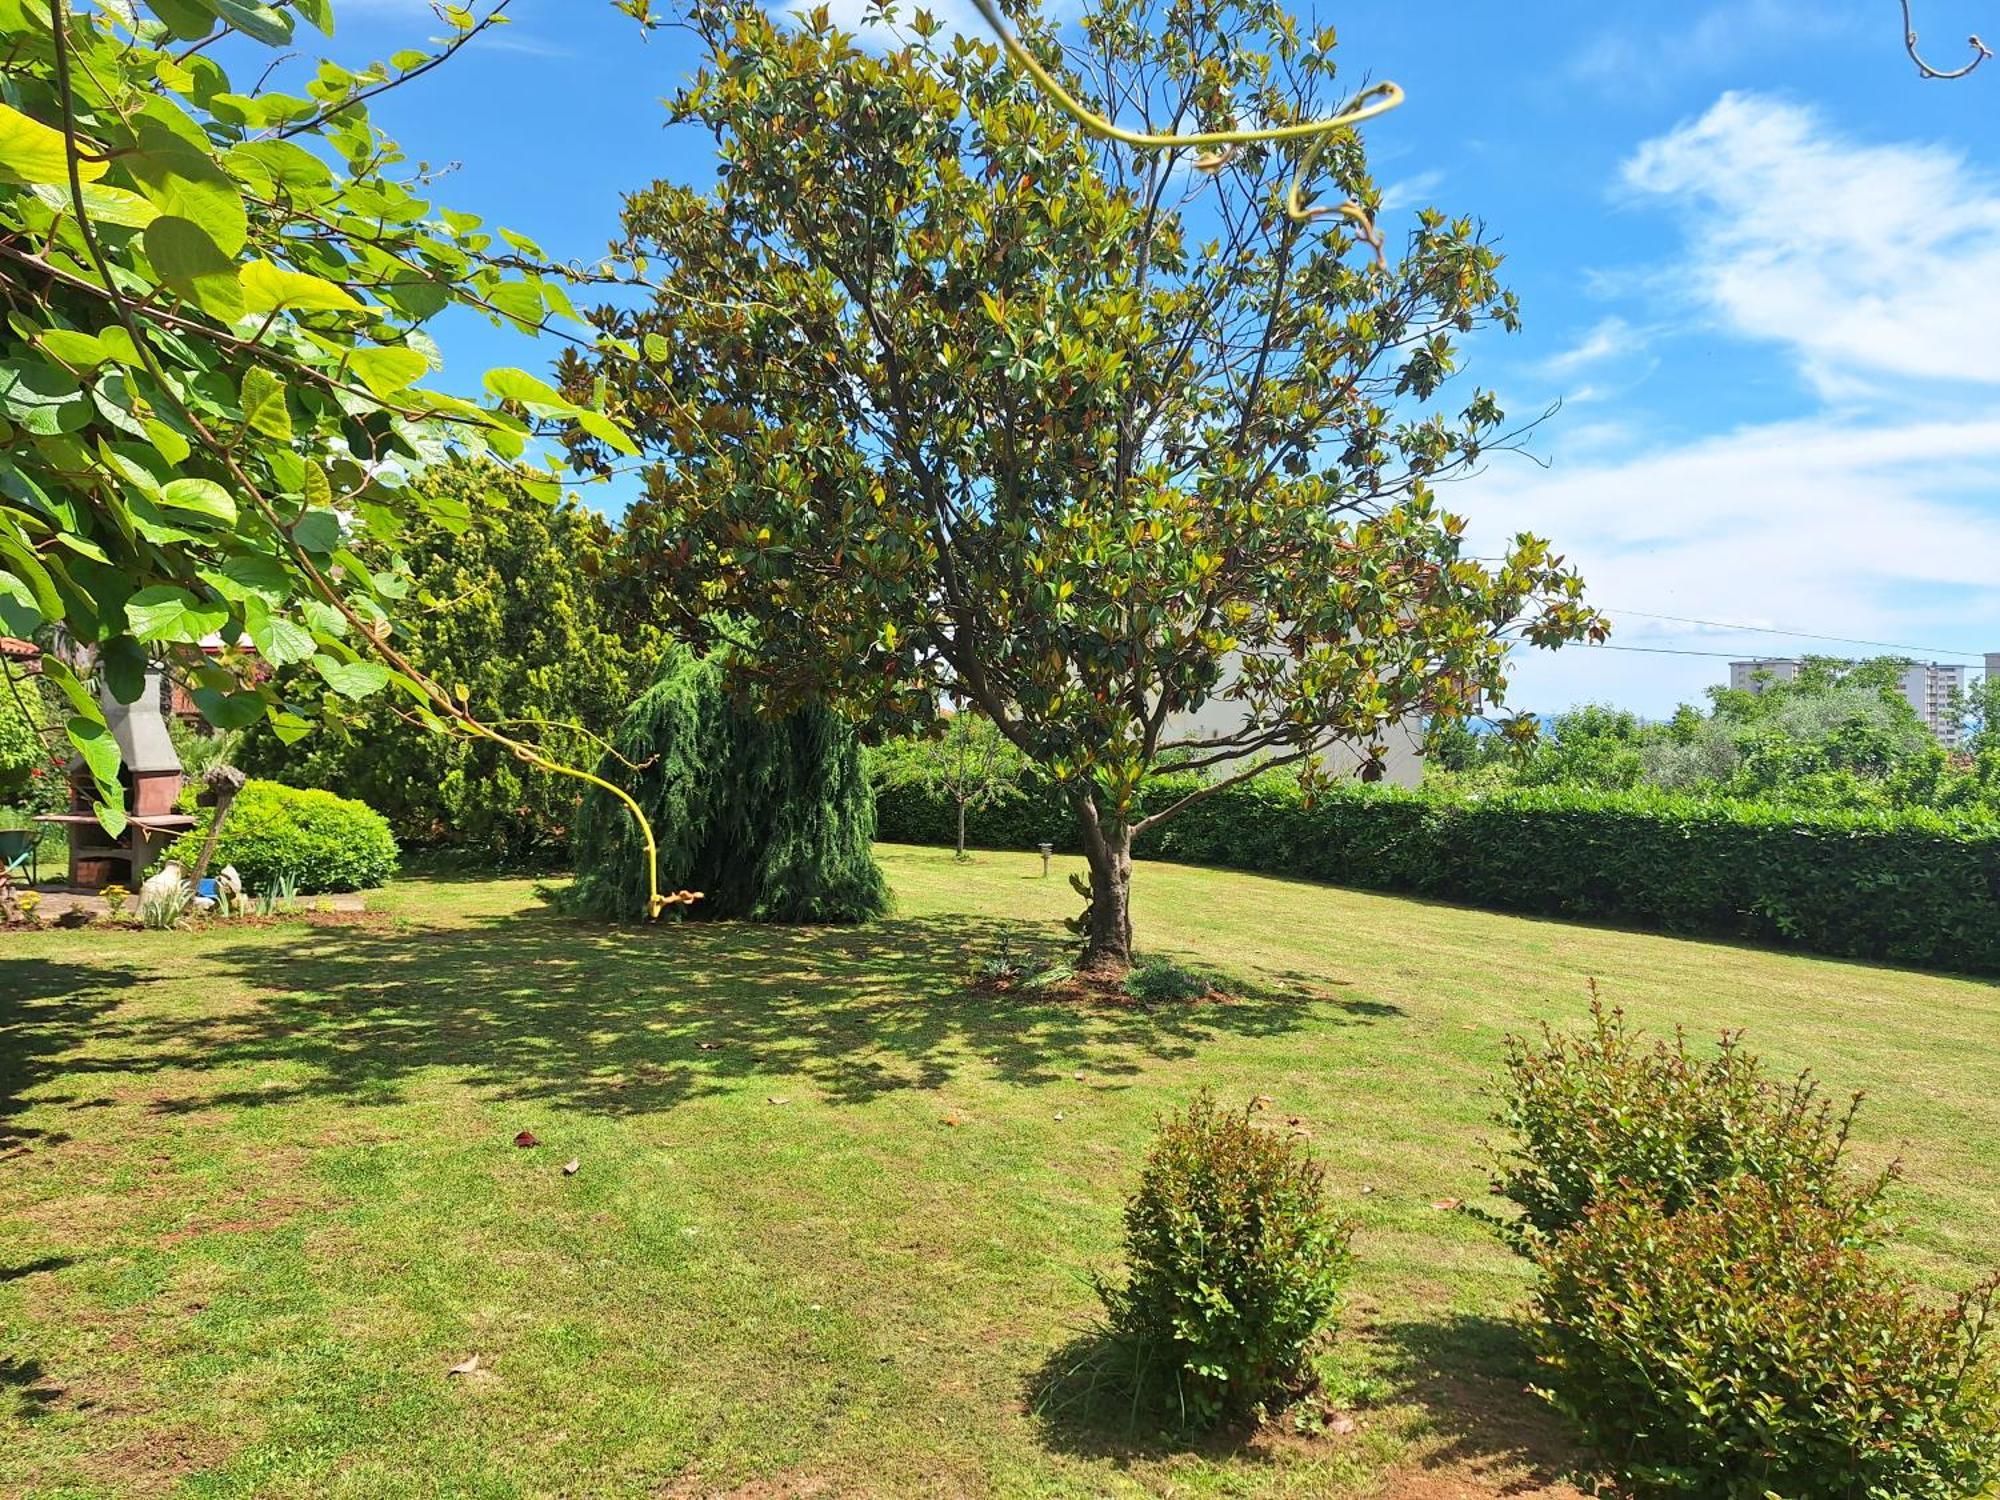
[241,461,671,864]
[1534,1179,2000,1499]
[163,780,399,895]
[0,670,40,804]
[0,670,64,816]
[874,766,2000,974]
[1098,1092,1354,1427]
[1495,1009,2000,1498]
[1487,997,1877,1253]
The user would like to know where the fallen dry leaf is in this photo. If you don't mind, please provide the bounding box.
[1329,1413,1357,1436]
[1430,1198,1463,1211]
[697,1041,723,1051]
[513,1130,540,1149]
[766,1095,790,1105]
[1253,1095,1274,1110]
[1053,1111,1065,1122]
[562,1158,580,1176]
[448,1354,480,1377]
[942,1114,963,1127]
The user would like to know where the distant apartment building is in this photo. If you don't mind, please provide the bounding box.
[1729,656,1979,748]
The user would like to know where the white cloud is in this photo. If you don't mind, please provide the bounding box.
[1459,91,2000,714]
[1622,92,2000,392]
[1539,316,1638,375]
[1378,169,1444,214]
[1568,0,1857,96]
[1462,415,2000,712]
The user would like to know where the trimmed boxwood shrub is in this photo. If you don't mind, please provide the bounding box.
[1532,1178,2000,1499]
[873,765,2000,974]
[163,780,398,894]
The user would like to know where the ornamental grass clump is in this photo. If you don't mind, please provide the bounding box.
[1532,1176,2000,1500]
[1121,956,1213,1004]
[1485,990,1880,1254]
[1097,1091,1355,1427]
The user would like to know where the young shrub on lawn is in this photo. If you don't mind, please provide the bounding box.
[1532,1176,2000,1500]
[1097,1091,1355,1427]
[1486,992,1881,1253]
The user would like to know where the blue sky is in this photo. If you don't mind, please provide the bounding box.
[330,0,2000,717]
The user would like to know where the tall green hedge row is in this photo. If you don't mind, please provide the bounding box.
[872,767,2000,975]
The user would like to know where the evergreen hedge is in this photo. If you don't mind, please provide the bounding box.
[872,767,2000,974]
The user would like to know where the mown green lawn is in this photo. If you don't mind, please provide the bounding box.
[5,845,1999,1498]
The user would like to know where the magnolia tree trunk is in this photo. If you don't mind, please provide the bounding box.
[1074,793,1135,974]
[955,798,968,860]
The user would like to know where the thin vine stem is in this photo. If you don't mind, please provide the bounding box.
[43,0,674,919]
[1901,0,1992,77]
[967,0,1401,260]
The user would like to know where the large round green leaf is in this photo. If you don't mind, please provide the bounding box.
[128,130,248,256]
[0,359,88,435]
[143,215,245,321]
[126,585,230,644]
[0,100,106,187]
[348,346,429,398]
[241,260,364,315]
[160,477,239,526]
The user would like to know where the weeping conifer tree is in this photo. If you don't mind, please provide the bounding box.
[564,645,889,923]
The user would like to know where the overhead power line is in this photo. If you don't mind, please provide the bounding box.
[1584,644,1769,661]
[1462,561,1988,661]
[1603,608,1987,662]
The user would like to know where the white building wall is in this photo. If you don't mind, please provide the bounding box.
[1729,658,1803,693]
[1163,666,1426,788]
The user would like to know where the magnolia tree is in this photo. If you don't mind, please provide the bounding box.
[566,0,1606,971]
[0,0,651,855]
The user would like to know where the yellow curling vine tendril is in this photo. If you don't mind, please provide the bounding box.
[1900,0,1992,78]
[471,730,683,919]
[967,0,1404,262]
[392,706,681,919]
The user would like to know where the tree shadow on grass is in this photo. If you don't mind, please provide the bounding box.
[99,906,1400,1120]
[0,1256,74,1283]
[0,959,143,1152]
[0,1354,65,1420]
[1372,1311,1581,1491]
